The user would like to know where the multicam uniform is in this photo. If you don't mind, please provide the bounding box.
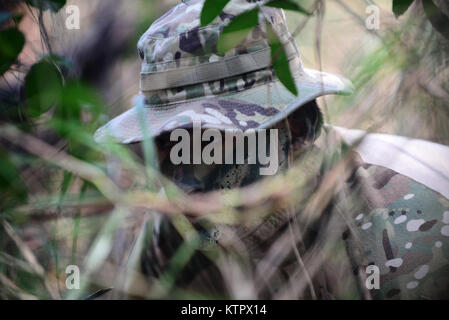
[139,118,449,300]
[95,0,449,299]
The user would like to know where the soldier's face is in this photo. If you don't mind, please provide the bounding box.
[128,100,322,193]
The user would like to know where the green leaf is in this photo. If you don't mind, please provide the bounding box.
[392,0,414,17]
[217,8,259,54]
[26,0,67,12]
[52,81,103,138]
[264,0,311,15]
[61,81,102,117]
[0,28,25,75]
[266,22,298,96]
[200,0,231,26]
[25,60,63,118]
[0,148,28,210]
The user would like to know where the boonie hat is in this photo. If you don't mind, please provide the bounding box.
[94,0,353,144]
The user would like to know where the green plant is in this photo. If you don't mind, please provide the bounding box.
[201,0,311,95]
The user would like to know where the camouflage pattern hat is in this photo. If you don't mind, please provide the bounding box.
[94,0,353,144]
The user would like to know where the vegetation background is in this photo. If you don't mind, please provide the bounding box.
[0,0,447,299]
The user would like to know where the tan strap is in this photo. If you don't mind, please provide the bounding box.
[140,43,298,91]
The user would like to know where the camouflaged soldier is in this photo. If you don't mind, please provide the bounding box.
[95,0,449,299]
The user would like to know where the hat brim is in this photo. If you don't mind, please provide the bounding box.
[94,68,353,144]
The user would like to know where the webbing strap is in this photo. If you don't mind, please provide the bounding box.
[140,44,298,91]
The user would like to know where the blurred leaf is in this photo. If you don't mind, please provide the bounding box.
[59,171,73,201]
[52,81,103,156]
[392,0,414,17]
[200,0,231,26]
[266,22,298,96]
[0,87,28,126]
[0,149,28,209]
[59,81,102,121]
[217,8,259,54]
[25,60,63,118]
[0,28,25,76]
[264,0,311,15]
[26,0,67,12]
[423,0,449,39]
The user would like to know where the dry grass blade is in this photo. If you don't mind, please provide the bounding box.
[0,124,121,202]
[2,220,44,276]
[2,220,59,299]
[0,273,39,300]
